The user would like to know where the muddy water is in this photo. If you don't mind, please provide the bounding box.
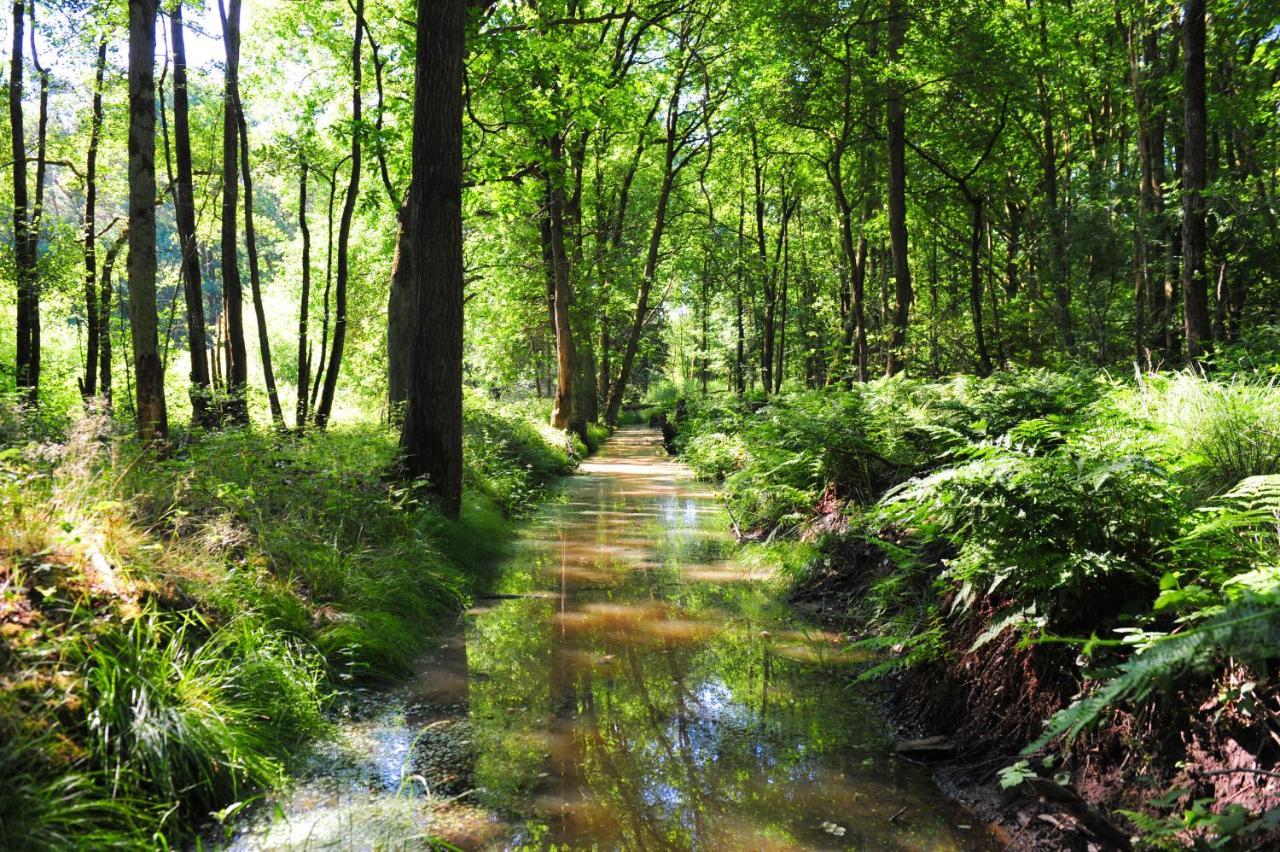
[229,427,997,851]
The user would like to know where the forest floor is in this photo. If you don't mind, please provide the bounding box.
[658,370,1280,851]
[0,394,589,849]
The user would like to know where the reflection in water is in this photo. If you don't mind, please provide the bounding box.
[230,428,996,851]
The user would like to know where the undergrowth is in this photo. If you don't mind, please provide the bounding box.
[0,394,576,848]
[663,369,1280,847]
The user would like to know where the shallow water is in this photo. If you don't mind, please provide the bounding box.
[227,427,997,851]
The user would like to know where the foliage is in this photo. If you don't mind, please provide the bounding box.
[0,396,572,846]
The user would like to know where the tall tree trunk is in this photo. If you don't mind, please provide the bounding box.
[26,0,47,400]
[386,197,412,413]
[218,0,248,423]
[884,0,912,376]
[397,0,465,515]
[316,0,363,428]
[967,193,992,375]
[605,42,690,426]
[1180,0,1210,363]
[81,38,106,400]
[1037,0,1074,352]
[734,186,746,394]
[9,0,36,402]
[99,230,126,404]
[311,160,343,413]
[127,0,168,442]
[296,163,312,429]
[170,3,213,424]
[1129,17,1152,368]
[236,100,285,426]
[546,137,580,436]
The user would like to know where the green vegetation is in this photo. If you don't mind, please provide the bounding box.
[0,397,574,848]
[663,367,1280,846]
[2,0,1279,845]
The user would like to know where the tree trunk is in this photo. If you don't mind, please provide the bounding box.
[386,197,413,413]
[127,0,168,442]
[968,194,992,375]
[296,163,312,429]
[9,0,36,402]
[81,38,107,400]
[316,0,363,428]
[884,0,912,377]
[397,0,465,516]
[605,45,689,426]
[169,4,213,424]
[750,128,777,392]
[546,138,581,436]
[218,0,248,423]
[1037,1,1074,352]
[1181,0,1210,363]
[236,99,284,426]
[99,230,126,404]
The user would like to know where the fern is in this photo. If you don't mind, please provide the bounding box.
[1026,582,1280,753]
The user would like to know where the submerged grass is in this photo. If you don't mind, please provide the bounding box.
[0,395,577,848]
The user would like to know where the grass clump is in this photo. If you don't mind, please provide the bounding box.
[0,394,574,847]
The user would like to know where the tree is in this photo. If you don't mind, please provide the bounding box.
[883,0,911,377]
[315,0,363,428]
[1180,0,1210,363]
[397,0,466,515]
[80,37,107,400]
[219,0,249,424]
[127,0,167,442]
[170,2,214,425]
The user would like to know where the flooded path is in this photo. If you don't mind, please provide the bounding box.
[230,427,996,850]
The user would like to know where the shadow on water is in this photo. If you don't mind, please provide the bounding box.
[226,427,1000,851]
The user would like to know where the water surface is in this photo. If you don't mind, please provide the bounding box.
[230,427,996,850]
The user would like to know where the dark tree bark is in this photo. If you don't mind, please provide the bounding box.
[236,100,285,426]
[386,197,412,413]
[316,0,363,428]
[1180,0,1210,363]
[98,230,127,403]
[311,159,344,414]
[81,38,107,400]
[9,0,36,402]
[884,0,912,377]
[170,3,213,424]
[127,0,168,442]
[296,163,312,429]
[397,0,465,515]
[546,138,582,437]
[1036,0,1074,352]
[218,0,248,423]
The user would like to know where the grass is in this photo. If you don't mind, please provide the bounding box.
[662,369,1280,845]
[0,393,578,848]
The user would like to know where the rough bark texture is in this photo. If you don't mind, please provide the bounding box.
[219,0,248,424]
[1181,0,1210,363]
[386,196,412,414]
[884,0,912,377]
[127,0,168,442]
[316,0,363,428]
[81,38,106,399]
[397,0,465,516]
[9,0,36,401]
[296,164,312,429]
[170,3,212,425]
